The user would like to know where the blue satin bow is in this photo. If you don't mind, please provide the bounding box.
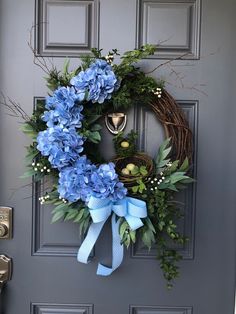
[77,196,147,276]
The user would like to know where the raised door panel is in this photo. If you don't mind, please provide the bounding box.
[35,0,99,56]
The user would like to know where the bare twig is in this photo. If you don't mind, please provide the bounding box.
[0,92,30,121]
[165,81,208,97]
[156,37,173,46]
[27,24,55,75]
[145,53,189,75]
[144,45,220,96]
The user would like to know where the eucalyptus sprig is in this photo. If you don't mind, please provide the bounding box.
[136,138,194,287]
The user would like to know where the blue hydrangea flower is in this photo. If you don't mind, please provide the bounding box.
[70,59,119,104]
[45,86,84,110]
[90,162,127,200]
[37,126,84,169]
[43,86,84,128]
[58,156,96,202]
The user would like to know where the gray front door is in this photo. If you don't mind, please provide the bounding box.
[1,0,236,313]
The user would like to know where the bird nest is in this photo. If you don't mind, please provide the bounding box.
[113,153,154,187]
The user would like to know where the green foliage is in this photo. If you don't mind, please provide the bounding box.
[147,189,184,287]
[80,54,96,70]
[132,179,146,194]
[110,70,161,110]
[82,129,101,144]
[113,130,138,157]
[130,165,148,176]
[20,122,37,140]
[85,115,102,125]
[133,141,193,287]
[155,138,172,169]
[140,219,156,249]
[115,44,155,78]
[25,145,39,164]
[80,48,119,70]
[81,121,102,144]
[20,168,37,179]
[131,166,149,194]
[110,85,133,109]
[119,219,136,247]
[45,191,91,235]
[158,247,182,289]
[45,60,79,91]
[20,98,54,182]
[43,44,163,112]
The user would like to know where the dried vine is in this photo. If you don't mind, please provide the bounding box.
[148,89,193,164]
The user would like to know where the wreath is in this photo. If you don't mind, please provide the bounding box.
[6,45,194,288]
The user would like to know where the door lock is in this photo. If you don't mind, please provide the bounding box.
[0,255,12,293]
[0,207,13,239]
[0,223,8,237]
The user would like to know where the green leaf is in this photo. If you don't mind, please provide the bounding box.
[87,115,102,125]
[20,123,37,139]
[80,217,90,235]
[169,172,189,184]
[139,166,148,176]
[119,220,129,239]
[132,186,139,193]
[167,185,179,192]
[62,59,70,74]
[130,230,136,243]
[88,131,101,143]
[180,177,195,184]
[53,200,64,206]
[166,160,179,173]
[160,181,179,191]
[142,228,155,249]
[51,210,65,223]
[137,179,146,193]
[162,147,172,161]
[158,221,165,231]
[145,217,156,233]
[148,203,155,214]
[125,236,131,247]
[91,124,102,131]
[51,202,69,214]
[49,190,60,199]
[155,138,172,168]
[131,166,139,176]
[25,148,39,164]
[19,169,35,178]
[64,209,78,221]
[73,208,86,223]
[179,157,189,172]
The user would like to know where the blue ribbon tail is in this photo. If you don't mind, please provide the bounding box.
[77,220,106,264]
[97,213,124,276]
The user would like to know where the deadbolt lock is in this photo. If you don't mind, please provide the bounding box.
[0,207,13,239]
[0,223,8,237]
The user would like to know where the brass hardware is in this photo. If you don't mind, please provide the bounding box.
[0,207,13,239]
[105,113,127,135]
[0,255,12,292]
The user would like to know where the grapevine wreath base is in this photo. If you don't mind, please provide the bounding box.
[3,44,194,288]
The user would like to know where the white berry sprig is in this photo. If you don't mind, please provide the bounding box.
[39,194,50,205]
[152,87,162,98]
[32,161,51,173]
